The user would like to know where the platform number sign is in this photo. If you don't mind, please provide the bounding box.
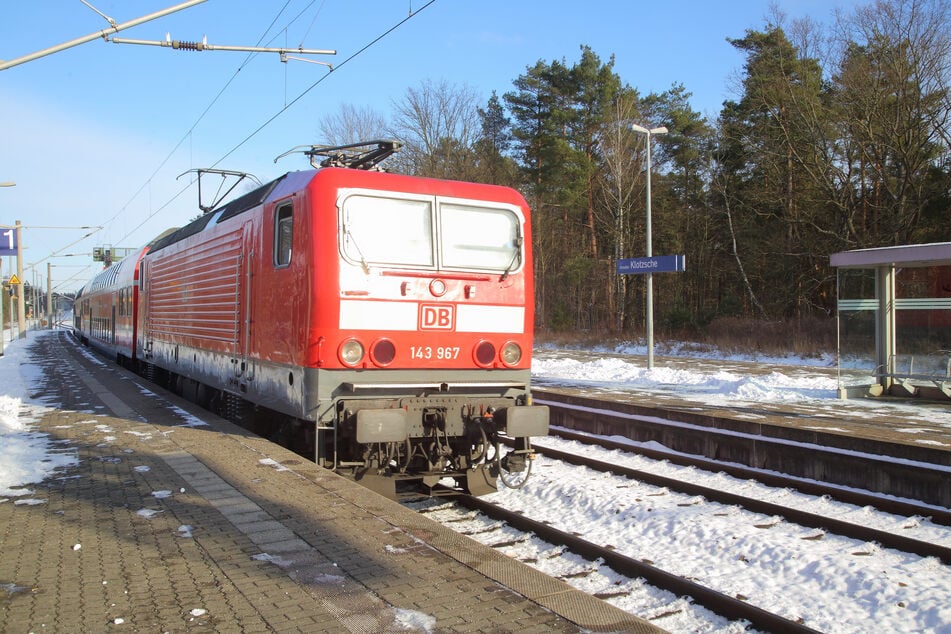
[0,227,17,257]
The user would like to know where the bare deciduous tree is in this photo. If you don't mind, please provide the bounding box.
[317,103,389,148]
[388,79,482,178]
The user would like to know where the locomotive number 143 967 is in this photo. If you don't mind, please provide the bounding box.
[410,345,460,360]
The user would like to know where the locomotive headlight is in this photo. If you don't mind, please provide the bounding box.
[500,341,522,367]
[338,339,365,366]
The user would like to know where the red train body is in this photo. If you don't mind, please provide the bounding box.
[75,164,548,497]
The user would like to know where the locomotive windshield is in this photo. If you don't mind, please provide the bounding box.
[340,192,522,273]
[440,203,520,270]
[342,195,433,266]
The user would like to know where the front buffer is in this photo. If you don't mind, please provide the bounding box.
[332,390,549,499]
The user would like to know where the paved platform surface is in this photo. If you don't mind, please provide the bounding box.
[0,331,662,633]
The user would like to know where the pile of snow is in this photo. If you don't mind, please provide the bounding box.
[0,330,78,499]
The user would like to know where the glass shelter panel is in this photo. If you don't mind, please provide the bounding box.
[838,267,877,301]
[895,265,951,356]
[836,268,877,372]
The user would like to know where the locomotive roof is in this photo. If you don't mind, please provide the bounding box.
[144,165,525,257]
[148,174,289,254]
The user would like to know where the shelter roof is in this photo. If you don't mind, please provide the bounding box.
[830,242,951,268]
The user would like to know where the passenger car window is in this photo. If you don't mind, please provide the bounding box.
[274,202,293,267]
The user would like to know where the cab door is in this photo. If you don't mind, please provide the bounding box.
[235,222,256,383]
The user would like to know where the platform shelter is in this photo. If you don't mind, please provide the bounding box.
[831,242,951,399]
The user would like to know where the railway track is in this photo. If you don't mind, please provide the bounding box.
[415,417,951,632]
[544,426,951,525]
[64,325,950,631]
[530,431,951,563]
[449,494,820,634]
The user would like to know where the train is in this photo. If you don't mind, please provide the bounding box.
[74,141,549,498]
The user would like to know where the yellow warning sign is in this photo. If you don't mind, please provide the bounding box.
[8,274,20,285]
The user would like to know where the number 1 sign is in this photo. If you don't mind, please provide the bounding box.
[0,227,17,257]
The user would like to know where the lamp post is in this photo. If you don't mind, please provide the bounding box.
[47,262,53,329]
[15,219,24,339]
[630,123,667,370]
[0,182,12,355]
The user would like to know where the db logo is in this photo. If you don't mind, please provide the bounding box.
[420,304,455,330]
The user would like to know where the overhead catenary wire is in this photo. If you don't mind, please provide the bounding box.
[94,0,300,246]
[103,0,436,254]
[296,0,329,47]
[211,0,437,169]
[35,1,437,290]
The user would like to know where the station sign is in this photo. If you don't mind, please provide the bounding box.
[0,226,17,257]
[617,255,686,275]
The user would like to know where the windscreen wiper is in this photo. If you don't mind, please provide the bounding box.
[500,237,524,281]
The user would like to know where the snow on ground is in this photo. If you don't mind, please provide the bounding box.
[533,342,951,431]
[534,340,845,403]
[3,329,950,633]
[0,329,78,498]
[474,437,951,633]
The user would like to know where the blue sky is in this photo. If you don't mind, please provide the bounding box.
[0,0,862,293]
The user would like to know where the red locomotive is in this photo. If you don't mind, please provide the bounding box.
[75,141,548,497]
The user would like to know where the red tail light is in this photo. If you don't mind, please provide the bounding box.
[371,338,396,366]
[473,340,495,367]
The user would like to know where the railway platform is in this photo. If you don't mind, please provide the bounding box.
[0,330,661,633]
[533,350,951,455]
[533,352,951,508]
